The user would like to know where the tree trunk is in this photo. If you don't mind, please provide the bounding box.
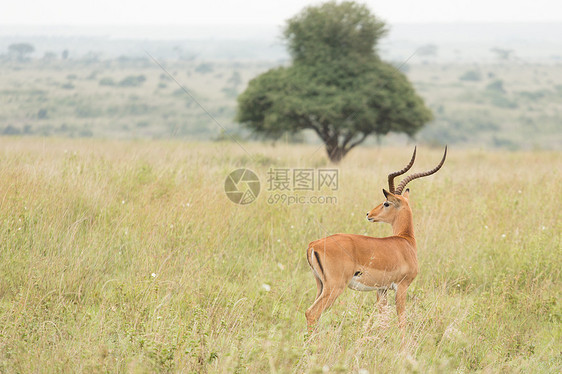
[326,144,347,163]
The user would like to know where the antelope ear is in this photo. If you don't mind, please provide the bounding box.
[382,189,391,199]
[402,188,410,199]
[382,189,400,203]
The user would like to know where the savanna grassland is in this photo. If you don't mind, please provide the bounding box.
[1,59,562,150]
[0,139,560,373]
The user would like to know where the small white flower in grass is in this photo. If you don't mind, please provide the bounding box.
[262,283,271,292]
[170,224,174,229]
[156,316,162,320]
[121,200,125,205]
[186,202,190,207]
[484,225,488,229]
[541,226,546,231]
[277,263,285,271]
[518,190,522,194]
[501,234,506,238]
[151,273,157,278]
[405,354,419,371]
[443,325,462,340]
[351,212,355,216]
[290,225,294,229]
[277,239,281,243]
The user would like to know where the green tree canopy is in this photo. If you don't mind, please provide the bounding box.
[237,1,433,162]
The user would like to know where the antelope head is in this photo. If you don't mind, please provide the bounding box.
[366,188,411,224]
[366,146,447,224]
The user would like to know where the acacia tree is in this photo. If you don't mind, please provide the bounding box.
[237,1,433,162]
[8,43,35,62]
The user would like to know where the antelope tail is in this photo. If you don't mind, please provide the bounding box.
[307,246,325,282]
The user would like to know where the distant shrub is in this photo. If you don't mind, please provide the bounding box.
[2,125,21,135]
[195,63,214,74]
[99,77,115,86]
[37,125,53,136]
[61,82,75,90]
[489,95,518,109]
[518,90,548,101]
[118,75,146,87]
[66,74,78,80]
[37,108,48,119]
[228,71,242,87]
[37,108,47,119]
[87,71,99,80]
[221,87,238,98]
[158,82,167,89]
[78,128,93,137]
[493,136,519,150]
[43,51,57,61]
[459,70,481,81]
[486,80,505,93]
[75,105,100,118]
[124,103,149,115]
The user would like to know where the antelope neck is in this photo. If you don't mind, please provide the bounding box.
[391,209,415,243]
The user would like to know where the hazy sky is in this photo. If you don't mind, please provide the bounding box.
[3,0,562,26]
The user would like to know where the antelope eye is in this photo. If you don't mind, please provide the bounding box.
[383,202,390,207]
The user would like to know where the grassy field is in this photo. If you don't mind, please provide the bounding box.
[0,59,272,140]
[0,138,560,372]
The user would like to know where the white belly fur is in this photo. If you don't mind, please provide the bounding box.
[348,276,397,292]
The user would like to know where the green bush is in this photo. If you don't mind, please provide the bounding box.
[99,77,115,86]
[37,108,48,119]
[195,63,214,74]
[459,70,481,81]
[118,75,146,87]
[486,79,505,93]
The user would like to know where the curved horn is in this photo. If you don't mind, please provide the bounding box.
[388,147,416,194]
[395,146,447,195]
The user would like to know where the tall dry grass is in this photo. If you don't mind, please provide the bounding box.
[0,138,560,372]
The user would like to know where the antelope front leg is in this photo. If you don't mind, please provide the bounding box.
[364,288,390,333]
[395,283,409,341]
[376,288,388,313]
